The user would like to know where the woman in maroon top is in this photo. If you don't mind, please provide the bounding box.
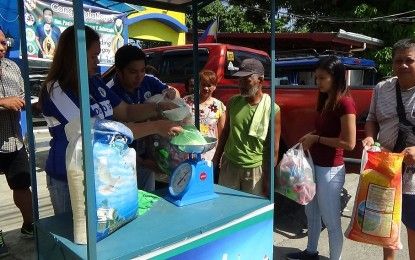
[286,56,356,260]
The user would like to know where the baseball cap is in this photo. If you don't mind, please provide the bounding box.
[233,58,264,77]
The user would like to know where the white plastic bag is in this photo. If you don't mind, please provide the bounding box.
[276,143,316,205]
[145,93,191,122]
[360,144,382,173]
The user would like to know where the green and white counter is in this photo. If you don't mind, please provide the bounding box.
[36,185,274,259]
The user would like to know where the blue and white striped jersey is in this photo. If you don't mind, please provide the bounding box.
[41,75,122,181]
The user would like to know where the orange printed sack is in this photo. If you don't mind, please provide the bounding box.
[345,150,404,249]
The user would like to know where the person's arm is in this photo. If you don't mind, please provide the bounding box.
[261,110,282,197]
[216,106,226,140]
[320,114,356,150]
[0,96,25,111]
[126,119,182,140]
[34,26,45,57]
[300,113,356,151]
[274,110,281,165]
[362,120,379,147]
[212,108,230,168]
[403,146,415,165]
[362,87,379,148]
[113,100,178,123]
[0,62,26,111]
[35,37,44,56]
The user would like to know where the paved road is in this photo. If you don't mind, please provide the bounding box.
[0,128,410,259]
[1,128,53,260]
[273,173,409,260]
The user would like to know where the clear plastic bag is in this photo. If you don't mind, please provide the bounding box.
[148,125,206,175]
[276,143,316,205]
[149,134,187,175]
[145,93,191,122]
[170,125,207,146]
[66,118,138,244]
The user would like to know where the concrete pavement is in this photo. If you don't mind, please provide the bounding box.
[1,128,53,260]
[0,128,411,259]
[273,173,410,259]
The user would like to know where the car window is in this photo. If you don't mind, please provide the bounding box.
[275,68,377,88]
[276,69,315,86]
[275,54,377,87]
[349,69,377,87]
[225,50,271,80]
[146,49,209,83]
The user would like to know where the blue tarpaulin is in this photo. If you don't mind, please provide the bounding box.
[84,0,143,14]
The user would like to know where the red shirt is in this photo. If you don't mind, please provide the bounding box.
[311,96,356,167]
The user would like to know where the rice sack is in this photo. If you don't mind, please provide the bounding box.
[66,119,138,244]
[345,150,404,249]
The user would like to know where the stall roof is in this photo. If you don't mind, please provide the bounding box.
[85,0,142,13]
[108,0,215,12]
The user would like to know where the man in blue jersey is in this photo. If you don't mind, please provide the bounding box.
[107,45,178,104]
[107,45,179,191]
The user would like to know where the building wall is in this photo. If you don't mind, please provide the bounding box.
[127,7,186,46]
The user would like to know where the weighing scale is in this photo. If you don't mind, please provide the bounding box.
[165,136,218,207]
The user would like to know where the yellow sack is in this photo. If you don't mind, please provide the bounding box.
[345,150,404,249]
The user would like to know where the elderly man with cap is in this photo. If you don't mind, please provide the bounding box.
[212,58,281,196]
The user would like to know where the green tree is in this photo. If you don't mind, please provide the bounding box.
[229,0,415,77]
[187,0,288,33]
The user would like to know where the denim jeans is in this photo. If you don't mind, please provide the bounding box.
[305,164,345,260]
[46,175,72,215]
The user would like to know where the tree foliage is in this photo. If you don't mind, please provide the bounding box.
[215,0,415,76]
[186,0,288,33]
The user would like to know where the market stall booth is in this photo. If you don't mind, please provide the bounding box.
[17,0,278,259]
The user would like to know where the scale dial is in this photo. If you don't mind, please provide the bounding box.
[170,163,193,197]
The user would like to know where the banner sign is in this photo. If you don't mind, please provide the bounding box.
[23,0,125,65]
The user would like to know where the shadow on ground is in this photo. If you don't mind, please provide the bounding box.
[274,187,352,239]
[1,229,35,260]
[274,246,329,260]
[274,193,308,239]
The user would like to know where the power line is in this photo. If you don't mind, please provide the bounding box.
[277,9,415,24]
[241,5,415,24]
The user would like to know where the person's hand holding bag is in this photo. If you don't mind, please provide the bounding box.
[299,132,319,151]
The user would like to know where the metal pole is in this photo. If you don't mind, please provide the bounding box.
[192,1,200,130]
[270,0,276,203]
[17,0,39,256]
[17,0,38,222]
[73,0,97,259]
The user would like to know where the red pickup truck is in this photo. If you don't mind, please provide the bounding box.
[107,43,376,167]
